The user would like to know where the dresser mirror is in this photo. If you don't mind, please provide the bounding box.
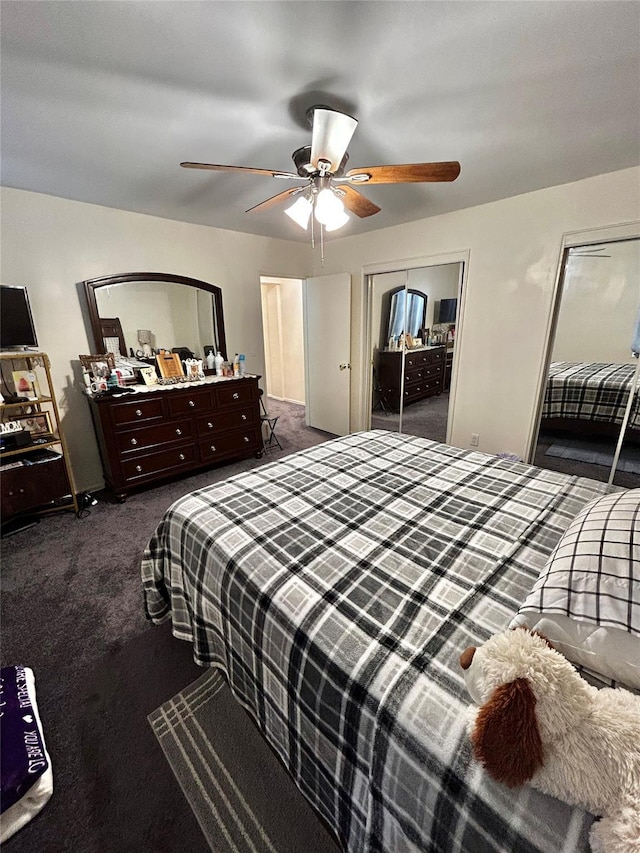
[386,287,427,343]
[83,272,227,362]
[370,263,462,442]
[531,236,640,488]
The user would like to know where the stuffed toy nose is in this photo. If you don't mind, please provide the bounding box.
[460,646,476,670]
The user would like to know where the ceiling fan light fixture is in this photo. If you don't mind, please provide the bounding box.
[323,207,350,232]
[314,188,345,226]
[285,195,313,230]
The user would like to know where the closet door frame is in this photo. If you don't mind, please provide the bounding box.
[361,249,469,441]
[526,220,640,466]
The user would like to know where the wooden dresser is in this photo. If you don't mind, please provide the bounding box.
[377,346,445,411]
[88,375,262,501]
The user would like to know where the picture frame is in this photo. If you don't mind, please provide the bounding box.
[11,369,40,400]
[139,365,159,386]
[10,411,54,438]
[156,351,184,379]
[79,353,116,380]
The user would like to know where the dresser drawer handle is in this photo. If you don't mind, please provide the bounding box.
[207,422,214,429]
[210,445,216,452]
[179,453,186,461]
[241,414,247,421]
[188,400,195,408]
[135,409,143,417]
[243,435,250,442]
[233,392,239,400]
[130,438,138,446]
[175,428,182,436]
[135,465,142,473]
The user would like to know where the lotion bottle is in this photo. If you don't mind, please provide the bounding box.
[214,351,224,376]
[206,349,215,370]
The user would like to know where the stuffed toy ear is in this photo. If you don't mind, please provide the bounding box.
[470,677,544,787]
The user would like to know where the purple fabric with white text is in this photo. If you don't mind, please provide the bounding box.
[0,666,49,815]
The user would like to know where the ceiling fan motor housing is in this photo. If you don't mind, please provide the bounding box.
[292,145,349,178]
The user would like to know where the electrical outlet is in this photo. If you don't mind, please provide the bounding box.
[471,433,479,446]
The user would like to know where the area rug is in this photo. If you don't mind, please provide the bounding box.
[545,437,640,474]
[148,670,341,853]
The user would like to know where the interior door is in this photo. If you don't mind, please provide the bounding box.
[304,273,351,435]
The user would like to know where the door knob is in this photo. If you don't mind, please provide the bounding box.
[339,363,351,371]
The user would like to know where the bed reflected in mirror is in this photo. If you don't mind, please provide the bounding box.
[532,237,640,488]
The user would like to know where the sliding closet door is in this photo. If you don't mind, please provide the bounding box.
[533,237,640,488]
[369,264,462,443]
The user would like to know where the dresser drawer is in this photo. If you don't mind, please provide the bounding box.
[403,376,442,401]
[110,397,165,429]
[167,389,214,417]
[198,427,261,462]
[196,406,256,437]
[418,348,445,366]
[121,444,197,483]
[115,419,193,455]
[405,362,443,382]
[217,382,256,408]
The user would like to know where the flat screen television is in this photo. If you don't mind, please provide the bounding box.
[438,297,458,324]
[0,285,39,349]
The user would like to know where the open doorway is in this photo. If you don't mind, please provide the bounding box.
[260,276,305,405]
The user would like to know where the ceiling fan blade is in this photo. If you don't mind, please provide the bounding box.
[345,161,461,184]
[245,187,306,214]
[180,162,301,179]
[310,108,358,173]
[338,185,381,218]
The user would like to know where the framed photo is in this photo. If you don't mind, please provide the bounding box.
[79,353,116,380]
[156,352,184,379]
[11,369,40,400]
[10,411,53,438]
[139,365,158,386]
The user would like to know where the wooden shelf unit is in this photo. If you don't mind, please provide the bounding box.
[0,352,79,530]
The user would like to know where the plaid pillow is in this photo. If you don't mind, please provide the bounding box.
[512,489,640,688]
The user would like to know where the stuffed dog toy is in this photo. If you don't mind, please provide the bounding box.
[460,627,640,853]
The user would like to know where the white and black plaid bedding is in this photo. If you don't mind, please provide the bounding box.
[543,361,640,430]
[142,430,614,853]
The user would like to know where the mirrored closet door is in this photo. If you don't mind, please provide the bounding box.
[370,263,462,443]
[532,237,640,488]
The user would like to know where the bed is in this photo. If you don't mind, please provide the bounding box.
[142,430,622,853]
[541,361,640,442]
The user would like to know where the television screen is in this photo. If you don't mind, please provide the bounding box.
[438,297,458,324]
[0,285,39,349]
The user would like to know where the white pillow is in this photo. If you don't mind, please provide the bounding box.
[511,489,640,689]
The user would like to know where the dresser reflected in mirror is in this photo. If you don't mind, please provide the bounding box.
[370,263,462,443]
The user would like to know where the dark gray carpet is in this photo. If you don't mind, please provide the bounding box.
[370,391,449,443]
[545,437,640,474]
[149,670,340,853]
[0,399,332,853]
[534,434,640,490]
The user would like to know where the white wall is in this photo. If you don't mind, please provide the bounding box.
[315,167,640,460]
[0,188,310,492]
[551,239,639,363]
[2,167,638,494]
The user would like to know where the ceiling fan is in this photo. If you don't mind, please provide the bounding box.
[181,106,461,239]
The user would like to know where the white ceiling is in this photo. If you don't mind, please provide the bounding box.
[2,1,639,243]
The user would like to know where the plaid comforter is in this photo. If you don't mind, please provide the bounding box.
[142,431,612,853]
[543,361,640,430]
